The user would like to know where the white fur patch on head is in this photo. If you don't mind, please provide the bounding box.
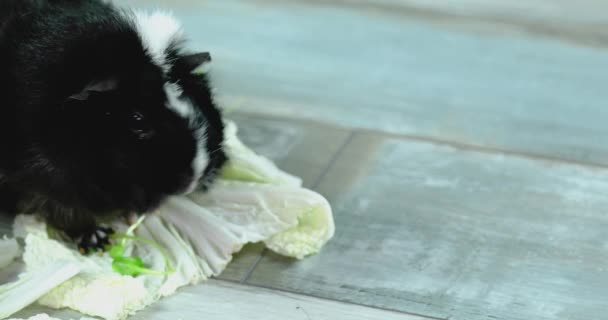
[131,10,183,73]
[163,83,209,194]
[183,109,210,194]
[186,125,209,194]
[164,82,194,118]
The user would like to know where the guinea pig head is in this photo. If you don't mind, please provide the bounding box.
[26,10,218,215]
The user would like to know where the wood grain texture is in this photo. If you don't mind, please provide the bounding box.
[117,0,608,40]
[115,0,608,166]
[291,0,608,46]
[13,280,430,320]
[247,133,608,320]
[134,280,429,320]
[228,114,352,188]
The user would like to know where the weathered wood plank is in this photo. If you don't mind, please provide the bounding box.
[136,280,428,320]
[116,0,608,166]
[248,133,608,320]
[307,0,608,45]
[118,0,608,40]
[227,114,352,188]
[13,280,429,320]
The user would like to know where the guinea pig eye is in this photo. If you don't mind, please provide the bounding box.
[129,111,154,139]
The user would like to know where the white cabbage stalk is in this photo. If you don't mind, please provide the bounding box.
[4,120,335,320]
[19,231,149,320]
[187,179,334,259]
[220,121,302,187]
[0,260,80,319]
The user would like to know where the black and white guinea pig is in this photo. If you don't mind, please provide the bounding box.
[0,0,227,250]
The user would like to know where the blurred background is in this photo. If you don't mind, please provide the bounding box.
[113,1,608,319]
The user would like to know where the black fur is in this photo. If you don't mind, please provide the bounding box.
[168,46,227,190]
[0,0,227,249]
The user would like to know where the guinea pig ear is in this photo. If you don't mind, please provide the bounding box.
[176,52,212,73]
[67,78,119,102]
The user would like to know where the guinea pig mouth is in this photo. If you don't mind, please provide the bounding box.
[181,175,201,195]
[189,174,207,193]
[129,171,201,211]
[158,172,200,197]
[128,186,168,214]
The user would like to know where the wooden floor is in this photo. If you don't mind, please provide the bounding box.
[8,0,608,319]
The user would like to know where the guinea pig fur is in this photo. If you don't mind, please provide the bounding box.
[0,0,227,249]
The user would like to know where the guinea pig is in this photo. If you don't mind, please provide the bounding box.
[0,0,227,251]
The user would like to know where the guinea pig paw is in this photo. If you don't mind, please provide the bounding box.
[78,226,115,254]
